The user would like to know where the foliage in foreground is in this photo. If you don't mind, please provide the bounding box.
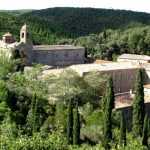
[0,52,149,150]
[0,132,67,150]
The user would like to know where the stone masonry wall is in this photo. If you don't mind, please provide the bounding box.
[98,68,139,93]
[32,49,85,66]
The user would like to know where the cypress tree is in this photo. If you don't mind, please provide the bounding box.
[142,115,149,147]
[26,93,39,135]
[67,99,73,144]
[132,69,145,137]
[119,111,126,146]
[103,30,107,39]
[103,77,115,149]
[73,102,80,145]
[55,101,67,132]
[101,95,106,113]
[32,94,38,133]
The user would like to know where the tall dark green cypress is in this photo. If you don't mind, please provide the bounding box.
[32,94,38,133]
[103,77,115,149]
[119,111,126,146]
[67,99,73,144]
[27,94,39,134]
[103,30,107,39]
[73,102,80,145]
[26,93,39,135]
[142,115,149,147]
[132,69,145,137]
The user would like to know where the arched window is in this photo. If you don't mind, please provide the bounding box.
[22,32,24,38]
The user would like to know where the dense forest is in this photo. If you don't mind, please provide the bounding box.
[0,12,61,44]
[0,47,149,149]
[66,25,150,60]
[1,7,150,59]
[1,7,150,39]
[24,7,150,37]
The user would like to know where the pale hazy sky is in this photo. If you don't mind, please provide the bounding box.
[0,0,150,13]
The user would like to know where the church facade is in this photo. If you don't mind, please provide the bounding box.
[0,24,85,66]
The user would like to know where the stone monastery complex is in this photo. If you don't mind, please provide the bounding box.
[0,24,85,66]
[1,24,150,106]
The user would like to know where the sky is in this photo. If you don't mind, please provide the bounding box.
[0,0,150,13]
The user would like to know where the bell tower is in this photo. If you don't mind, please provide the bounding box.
[20,24,28,43]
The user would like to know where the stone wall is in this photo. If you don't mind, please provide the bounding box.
[92,68,139,93]
[32,49,85,66]
[17,42,33,65]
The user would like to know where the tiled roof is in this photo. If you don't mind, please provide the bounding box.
[144,84,150,89]
[69,62,139,76]
[33,45,84,51]
[118,54,150,61]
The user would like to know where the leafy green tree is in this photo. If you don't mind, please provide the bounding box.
[47,70,106,106]
[0,111,17,138]
[103,77,115,149]
[132,69,145,137]
[0,50,16,80]
[119,111,126,146]
[142,115,149,147]
[0,80,9,120]
[67,99,73,144]
[73,102,80,145]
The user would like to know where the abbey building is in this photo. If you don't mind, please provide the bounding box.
[0,24,85,66]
